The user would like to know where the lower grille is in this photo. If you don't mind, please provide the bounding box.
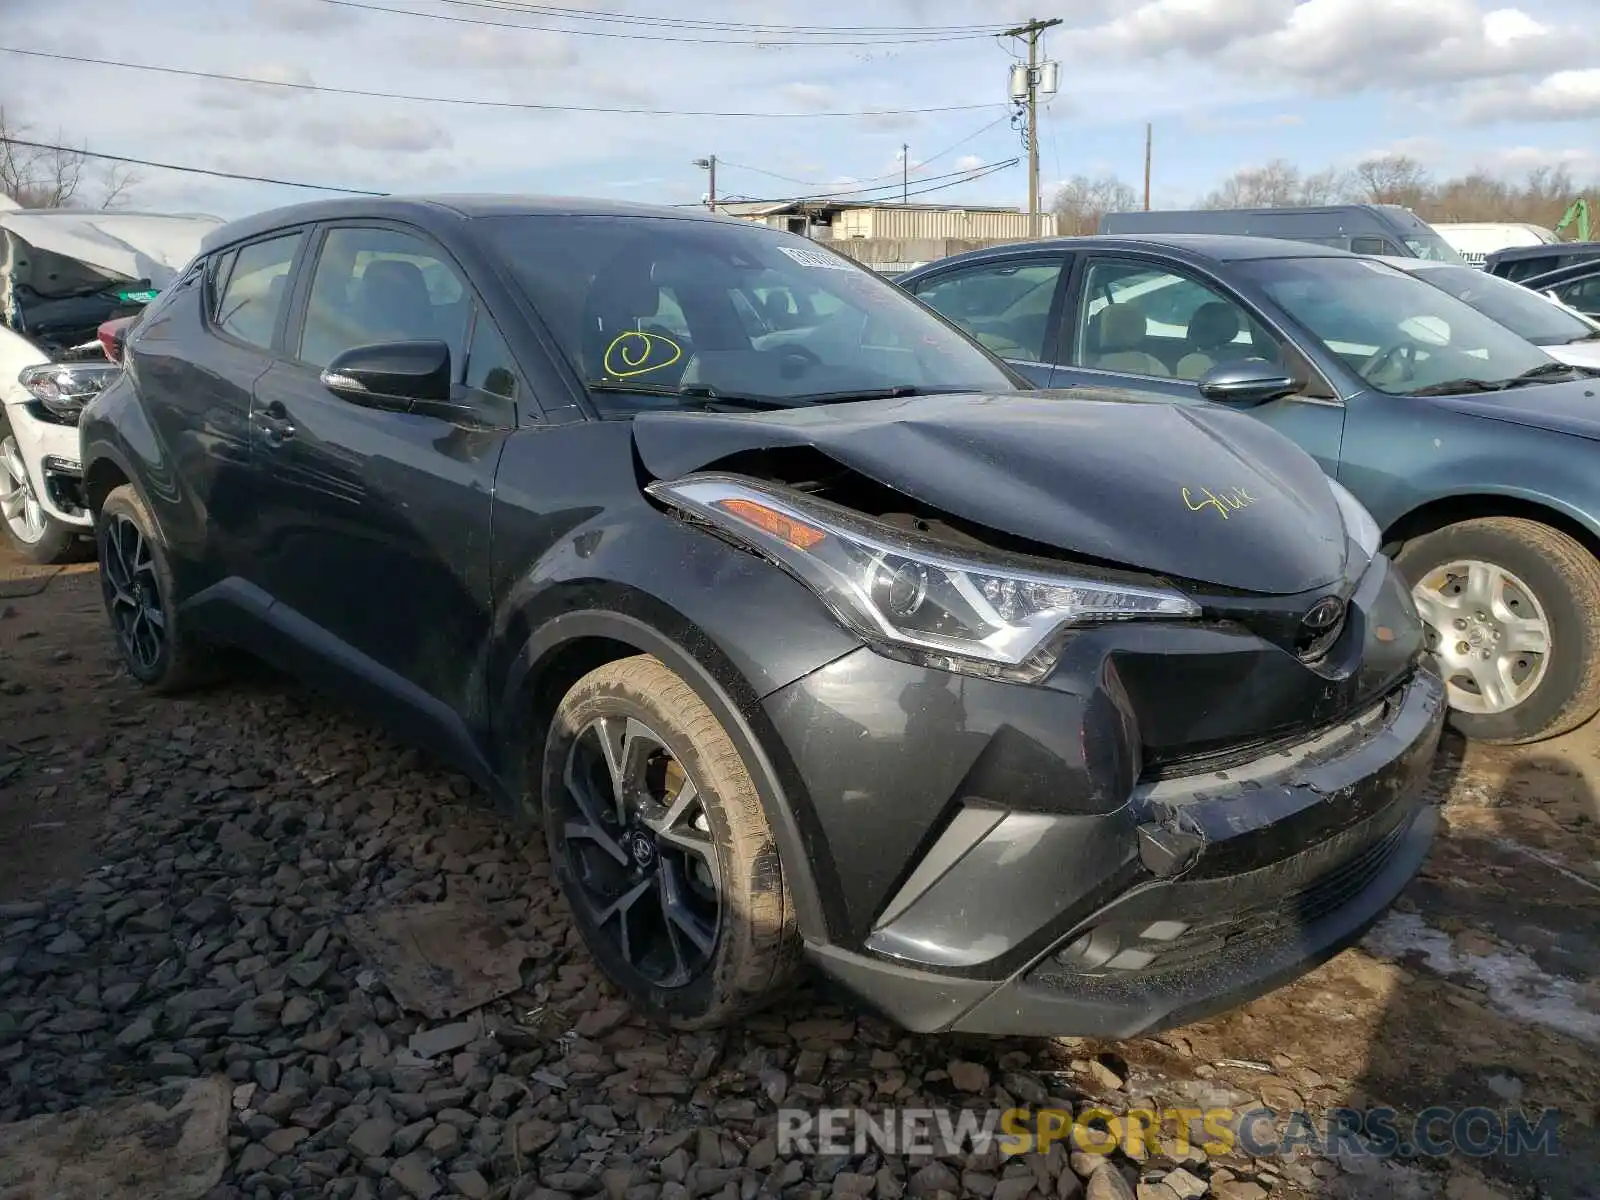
[1035,818,1407,984]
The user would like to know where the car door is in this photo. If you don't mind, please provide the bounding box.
[1049,254,1348,474]
[246,221,520,743]
[903,253,1069,386]
[139,228,308,595]
[1541,268,1600,321]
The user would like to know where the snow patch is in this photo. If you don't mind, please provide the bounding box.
[1362,912,1600,1044]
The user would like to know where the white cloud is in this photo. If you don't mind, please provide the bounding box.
[250,0,355,31]
[1061,0,1589,94]
[955,154,984,170]
[1462,68,1600,120]
[780,84,838,112]
[417,27,579,72]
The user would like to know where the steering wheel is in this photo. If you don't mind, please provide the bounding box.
[774,343,823,378]
[1361,338,1420,388]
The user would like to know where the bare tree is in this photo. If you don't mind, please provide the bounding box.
[0,108,139,209]
[1200,159,1308,208]
[1051,173,1138,235]
[1353,154,1431,208]
[1298,166,1356,206]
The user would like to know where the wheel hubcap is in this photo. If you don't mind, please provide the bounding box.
[556,715,721,988]
[99,513,167,672]
[1411,559,1551,715]
[0,436,47,544]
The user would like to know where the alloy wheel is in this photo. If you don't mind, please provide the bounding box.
[99,513,167,674]
[0,436,46,544]
[556,715,721,988]
[1411,558,1551,715]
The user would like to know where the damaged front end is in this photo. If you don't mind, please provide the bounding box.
[636,391,1446,1036]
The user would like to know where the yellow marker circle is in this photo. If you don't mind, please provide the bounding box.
[605,331,682,378]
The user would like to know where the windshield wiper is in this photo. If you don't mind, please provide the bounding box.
[1501,361,1581,387]
[783,385,970,403]
[1405,378,1506,396]
[585,381,804,411]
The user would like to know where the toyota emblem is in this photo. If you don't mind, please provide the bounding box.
[1295,596,1347,662]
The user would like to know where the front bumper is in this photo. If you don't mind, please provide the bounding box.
[803,667,1444,1037]
[1,400,89,527]
[759,548,1446,1037]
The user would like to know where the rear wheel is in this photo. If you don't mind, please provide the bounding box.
[1397,517,1600,744]
[96,484,217,692]
[540,654,799,1028]
[0,415,83,564]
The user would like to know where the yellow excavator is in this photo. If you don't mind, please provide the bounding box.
[1554,196,1590,241]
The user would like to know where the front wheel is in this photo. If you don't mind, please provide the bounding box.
[0,417,84,564]
[1397,517,1600,744]
[540,654,800,1028]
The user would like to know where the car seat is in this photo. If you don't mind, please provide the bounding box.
[357,260,435,343]
[1175,301,1244,380]
[1092,303,1169,376]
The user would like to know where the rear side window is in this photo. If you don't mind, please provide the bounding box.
[1351,236,1393,255]
[213,233,304,350]
[912,260,1063,361]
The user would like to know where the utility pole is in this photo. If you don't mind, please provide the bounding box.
[902,143,909,204]
[693,155,716,210]
[1143,123,1152,211]
[1004,18,1062,238]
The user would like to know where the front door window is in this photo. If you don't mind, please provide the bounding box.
[1071,261,1281,381]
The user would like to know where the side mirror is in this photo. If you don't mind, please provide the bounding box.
[321,340,451,409]
[1197,358,1301,406]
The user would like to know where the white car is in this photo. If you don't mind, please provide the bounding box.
[1372,254,1600,374]
[1,209,222,561]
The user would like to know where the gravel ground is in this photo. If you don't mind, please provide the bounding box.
[0,550,1596,1200]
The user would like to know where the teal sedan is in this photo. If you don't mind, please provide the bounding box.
[899,234,1600,744]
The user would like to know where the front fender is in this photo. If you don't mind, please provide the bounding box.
[1342,421,1600,543]
[488,507,864,942]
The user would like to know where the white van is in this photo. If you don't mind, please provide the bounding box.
[1430,222,1557,268]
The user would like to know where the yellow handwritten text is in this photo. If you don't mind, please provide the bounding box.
[603,331,682,379]
[1183,485,1257,520]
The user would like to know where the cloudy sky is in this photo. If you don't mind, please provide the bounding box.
[4,0,1599,219]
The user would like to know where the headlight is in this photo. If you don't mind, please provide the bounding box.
[18,362,120,425]
[1328,479,1381,559]
[647,473,1200,682]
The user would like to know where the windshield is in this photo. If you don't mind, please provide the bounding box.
[477,214,1016,410]
[1236,256,1560,395]
[1410,264,1598,346]
[1402,231,1467,263]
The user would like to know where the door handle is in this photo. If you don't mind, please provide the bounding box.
[255,400,296,447]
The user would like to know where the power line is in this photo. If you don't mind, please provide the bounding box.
[409,2,1011,34]
[0,46,1002,119]
[320,0,1002,44]
[722,158,1019,207]
[0,137,385,195]
[719,112,1013,192]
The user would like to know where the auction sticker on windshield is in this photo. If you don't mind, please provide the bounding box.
[777,246,852,271]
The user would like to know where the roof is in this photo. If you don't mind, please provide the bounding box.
[715,199,1026,216]
[1488,241,1600,263]
[963,233,1354,261]
[201,193,736,253]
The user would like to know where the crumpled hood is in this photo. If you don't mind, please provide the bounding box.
[1424,376,1600,441]
[0,210,222,288]
[632,389,1350,596]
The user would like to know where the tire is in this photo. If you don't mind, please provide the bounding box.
[1395,517,1600,744]
[540,654,800,1028]
[0,412,86,565]
[96,484,218,693]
